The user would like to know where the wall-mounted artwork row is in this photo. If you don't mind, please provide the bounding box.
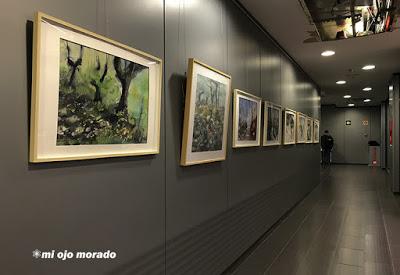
[232,90,262,148]
[313,119,320,143]
[263,102,282,146]
[283,109,297,145]
[180,59,231,166]
[29,12,162,162]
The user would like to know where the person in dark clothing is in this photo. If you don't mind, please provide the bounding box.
[321,130,334,167]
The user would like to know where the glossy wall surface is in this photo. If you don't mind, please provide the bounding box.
[387,75,400,192]
[0,0,320,274]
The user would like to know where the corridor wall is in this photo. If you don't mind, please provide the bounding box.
[0,0,320,274]
[321,106,381,164]
[387,75,400,192]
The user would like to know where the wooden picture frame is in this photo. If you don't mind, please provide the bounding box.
[283,109,297,145]
[180,59,231,166]
[232,89,262,148]
[263,101,282,146]
[296,112,307,143]
[313,119,320,143]
[30,12,163,163]
[305,116,313,143]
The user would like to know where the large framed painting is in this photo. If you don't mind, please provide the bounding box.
[313,119,320,143]
[296,112,307,143]
[30,12,162,162]
[306,116,313,143]
[232,90,262,148]
[180,59,231,166]
[263,102,282,146]
[283,109,297,145]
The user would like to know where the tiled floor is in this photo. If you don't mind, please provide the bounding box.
[265,165,400,275]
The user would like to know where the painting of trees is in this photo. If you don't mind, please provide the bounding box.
[267,106,280,142]
[237,98,258,141]
[191,74,227,152]
[57,39,149,145]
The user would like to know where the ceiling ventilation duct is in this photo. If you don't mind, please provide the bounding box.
[299,0,399,41]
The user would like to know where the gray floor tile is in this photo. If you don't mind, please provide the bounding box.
[257,166,398,275]
[332,264,363,275]
[337,248,364,267]
[339,235,365,251]
[364,262,393,275]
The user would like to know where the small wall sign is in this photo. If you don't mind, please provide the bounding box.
[345,120,351,125]
[362,120,369,126]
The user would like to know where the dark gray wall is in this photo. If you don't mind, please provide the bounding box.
[321,106,381,164]
[0,0,320,274]
[387,75,400,192]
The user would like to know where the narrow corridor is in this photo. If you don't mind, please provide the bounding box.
[265,166,400,275]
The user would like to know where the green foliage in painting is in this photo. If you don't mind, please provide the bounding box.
[191,74,227,152]
[57,39,149,145]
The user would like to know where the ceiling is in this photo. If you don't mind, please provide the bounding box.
[239,0,400,107]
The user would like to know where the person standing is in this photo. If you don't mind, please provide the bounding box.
[321,130,334,167]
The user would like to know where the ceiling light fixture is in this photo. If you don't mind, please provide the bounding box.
[343,95,351,98]
[363,87,372,91]
[364,99,371,102]
[348,103,355,107]
[336,80,346,85]
[321,50,335,57]
[362,65,376,70]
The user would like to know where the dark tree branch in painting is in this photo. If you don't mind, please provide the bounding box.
[90,55,108,102]
[113,57,145,113]
[100,57,108,82]
[66,41,84,87]
[206,81,220,107]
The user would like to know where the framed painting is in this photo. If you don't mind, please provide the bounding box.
[180,59,231,166]
[296,112,307,143]
[263,101,282,146]
[30,12,163,162]
[313,119,320,143]
[283,109,297,145]
[306,116,313,143]
[232,90,262,148]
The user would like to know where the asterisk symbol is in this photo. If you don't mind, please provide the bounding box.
[32,249,41,259]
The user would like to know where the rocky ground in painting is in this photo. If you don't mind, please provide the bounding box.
[57,92,146,145]
[192,105,224,152]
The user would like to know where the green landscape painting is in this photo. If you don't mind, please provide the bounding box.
[57,39,149,145]
[191,74,227,152]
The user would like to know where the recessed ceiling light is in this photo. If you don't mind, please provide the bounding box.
[363,87,372,91]
[362,65,376,70]
[336,80,346,85]
[364,99,371,102]
[343,95,351,98]
[348,103,355,107]
[321,50,335,57]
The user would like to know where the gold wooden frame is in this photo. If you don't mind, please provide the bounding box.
[283,108,297,145]
[305,116,314,144]
[313,119,320,143]
[232,89,262,148]
[30,12,163,162]
[296,112,307,144]
[262,101,282,146]
[180,58,231,166]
